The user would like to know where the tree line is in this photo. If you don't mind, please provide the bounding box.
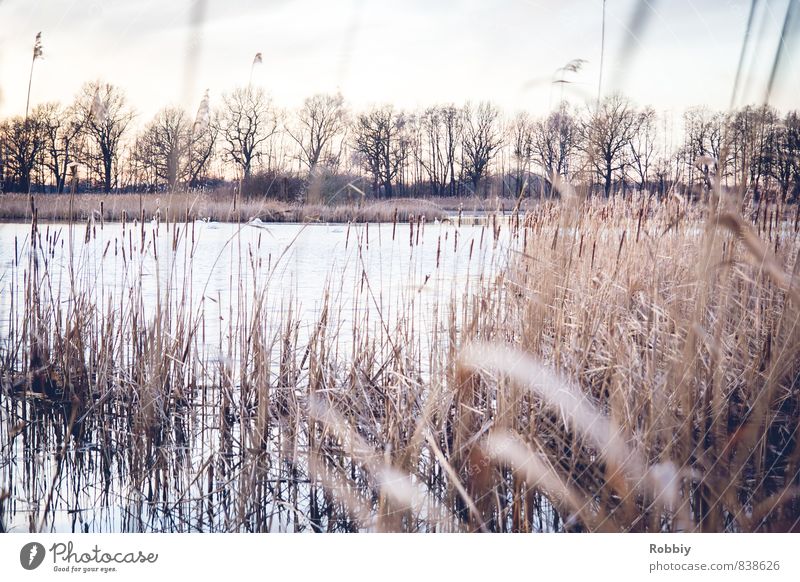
[1,81,799,203]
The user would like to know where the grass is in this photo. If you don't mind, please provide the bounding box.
[460,193,800,532]
[0,192,532,223]
[0,190,798,532]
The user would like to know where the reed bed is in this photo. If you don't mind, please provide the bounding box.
[0,193,474,224]
[0,192,798,532]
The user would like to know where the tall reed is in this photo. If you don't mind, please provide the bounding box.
[0,192,798,532]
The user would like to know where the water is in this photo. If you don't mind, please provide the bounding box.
[0,219,508,351]
[0,218,516,532]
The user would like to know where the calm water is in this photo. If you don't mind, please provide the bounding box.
[0,219,515,532]
[0,219,509,353]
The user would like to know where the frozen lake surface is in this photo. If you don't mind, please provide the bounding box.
[0,219,510,355]
[0,218,515,532]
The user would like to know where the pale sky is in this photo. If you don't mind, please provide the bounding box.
[0,0,797,121]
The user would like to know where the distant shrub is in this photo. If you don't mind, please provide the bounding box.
[241,170,304,202]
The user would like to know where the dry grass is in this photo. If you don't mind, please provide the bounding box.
[0,192,501,223]
[459,193,800,532]
[0,191,798,532]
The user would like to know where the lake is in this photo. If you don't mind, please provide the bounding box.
[0,218,517,532]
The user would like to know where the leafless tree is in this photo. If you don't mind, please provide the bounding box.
[509,112,534,197]
[134,107,191,190]
[0,112,46,193]
[531,104,577,196]
[39,102,84,193]
[217,87,278,180]
[416,105,462,197]
[187,119,217,189]
[681,107,729,191]
[287,93,347,173]
[77,81,135,193]
[727,104,778,199]
[1,83,799,200]
[580,94,639,197]
[133,105,218,191]
[764,111,800,202]
[461,101,502,194]
[628,107,657,191]
[352,105,408,197]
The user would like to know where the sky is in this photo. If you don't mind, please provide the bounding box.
[0,0,798,121]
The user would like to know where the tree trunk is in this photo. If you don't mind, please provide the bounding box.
[103,158,113,193]
[20,172,31,194]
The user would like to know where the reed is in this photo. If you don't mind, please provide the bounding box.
[0,192,518,224]
[0,191,798,532]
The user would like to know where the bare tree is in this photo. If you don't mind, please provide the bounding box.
[1,82,798,201]
[39,102,85,193]
[728,104,778,199]
[133,105,218,191]
[134,107,191,190]
[0,112,45,192]
[628,107,657,191]
[765,111,800,202]
[77,82,135,193]
[751,105,779,200]
[580,94,639,197]
[352,105,408,197]
[217,87,278,180]
[461,101,502,194]
[682,107,729,192]
[531,104,576,196]
[187,119,217,189]
[415,105,462,197]
[287,93,347,173]
[509,112,534,197]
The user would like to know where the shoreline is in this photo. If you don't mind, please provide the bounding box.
[0,193,525,224]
